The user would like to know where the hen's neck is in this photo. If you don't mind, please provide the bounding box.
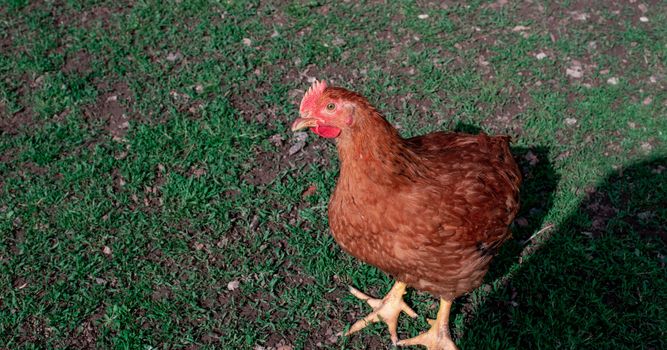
[335,109,421,185]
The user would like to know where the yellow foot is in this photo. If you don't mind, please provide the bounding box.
[397,299,458,350]
[343,281,417,345]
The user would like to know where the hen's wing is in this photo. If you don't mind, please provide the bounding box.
[387,132,521,294]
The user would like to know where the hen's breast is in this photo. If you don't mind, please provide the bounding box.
[328,132,521,300]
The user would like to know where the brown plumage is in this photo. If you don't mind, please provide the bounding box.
[292,81,521,349]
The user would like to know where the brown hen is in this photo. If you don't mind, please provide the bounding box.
[291,81,521,349]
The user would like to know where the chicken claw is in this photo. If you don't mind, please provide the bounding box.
[344,281,417,344]
[397,299,458,350]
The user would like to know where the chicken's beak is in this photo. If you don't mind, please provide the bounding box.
[291,115,318,132]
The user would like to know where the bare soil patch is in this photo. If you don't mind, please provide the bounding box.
[0,107,35,136]
[84,81,134,140]
[62,50,92,75]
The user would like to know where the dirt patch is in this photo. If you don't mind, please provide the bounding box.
[20,161,49,176]
[0,107,35,136]
[62,50,92,75]
[242,131,332,187]
[84,82,134,140]
[65,306,104,349]
[17,315,53,346]
[54,5,127,29]
[151,285,174,301]
[481,87,530,137]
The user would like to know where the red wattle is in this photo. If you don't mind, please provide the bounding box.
[311,125,341,138]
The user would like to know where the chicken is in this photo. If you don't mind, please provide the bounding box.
[291,80,521,349]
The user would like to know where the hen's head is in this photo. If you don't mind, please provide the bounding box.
[291,80,359,139]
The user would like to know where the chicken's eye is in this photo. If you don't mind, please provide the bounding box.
[326,103,336,111]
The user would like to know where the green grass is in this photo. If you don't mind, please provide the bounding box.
[1,0,666,349]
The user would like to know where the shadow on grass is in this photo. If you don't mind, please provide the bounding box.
[459,156,666,349]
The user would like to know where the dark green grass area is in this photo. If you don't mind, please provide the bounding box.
[1,0,666,349]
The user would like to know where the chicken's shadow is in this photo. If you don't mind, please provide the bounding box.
[457,156,667,348]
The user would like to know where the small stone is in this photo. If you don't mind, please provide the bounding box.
[627,121,637,129]
[102,246,112,256]
[289,140,306,156]
[571,12,589,21]
[191,166,206,178]
[166,52,182,62]
[641,142,653,152]
[95,277,107,285]
[271,30,279,38]
[607,77,619,85]
[418,14,429,19]
[332,37,346,47]
[512,25,530,32]
[227,280,240,291]
[249,215,259,231]
[269,134,284,147]
[242,38,252,46]
[638,4,648,13]
[293,132,308,142]
[639,16,648,22]
[637,211,653,220]
[535,52,547,60]
[565,117,577,126]
[643,97,652,105]
[566,67,583,79]
[114,151,128,160]
[524,151,539,166]
[195,84,204,94]
[106,95,118,102]
[194,242,205,250]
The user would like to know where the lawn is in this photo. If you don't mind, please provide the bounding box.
[1,0,666,349]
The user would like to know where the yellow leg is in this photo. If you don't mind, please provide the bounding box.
[397,299,458,350]
[344,281,418,344]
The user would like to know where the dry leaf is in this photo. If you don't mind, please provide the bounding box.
[227,280,240,291]
[302,184,317,198]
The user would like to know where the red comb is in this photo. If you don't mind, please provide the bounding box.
[299,80,327,114]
